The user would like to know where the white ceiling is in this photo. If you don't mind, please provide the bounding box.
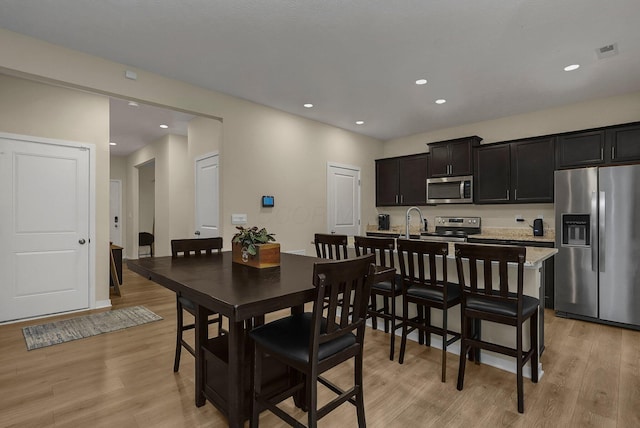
[2,1,640,155]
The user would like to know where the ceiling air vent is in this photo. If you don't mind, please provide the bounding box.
[596,43,618,59]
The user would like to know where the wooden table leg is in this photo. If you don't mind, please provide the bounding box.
[195,304,207,407]
[227,319,245,428]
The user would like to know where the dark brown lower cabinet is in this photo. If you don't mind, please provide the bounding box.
[203,334,290,421]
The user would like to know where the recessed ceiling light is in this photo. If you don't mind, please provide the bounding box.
[109,142,117,146]
[435,99,446,104]
[355,121,364,125]
[303,103,313,108]
[159,124,169,129]
[127,101,139,107]
[415,79,428,85]
[564,64,580,71]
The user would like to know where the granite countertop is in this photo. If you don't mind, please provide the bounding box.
[365,225,555,243]
[364,225,557,266]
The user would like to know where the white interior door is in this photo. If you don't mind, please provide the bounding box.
[109,179,122,247]
[327,163,360,236]
[0,136,90,322]
[195,153,219,238]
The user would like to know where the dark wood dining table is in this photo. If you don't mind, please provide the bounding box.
[127,251,323,428]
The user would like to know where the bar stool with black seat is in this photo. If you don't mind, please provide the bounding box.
[454,243,539,413]
[314,233,348,260]
[396,239,461,382]
[354,235,400,361]
[171,237,225,372]
[138,231,154,257]
[249,254,376,428]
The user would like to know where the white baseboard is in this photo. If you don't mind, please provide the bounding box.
[94,299,112,310]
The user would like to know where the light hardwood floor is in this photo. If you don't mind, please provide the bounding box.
[1,266,639,427]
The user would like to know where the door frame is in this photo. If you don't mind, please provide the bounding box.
[0,131,96,316]
[326,162,361,236]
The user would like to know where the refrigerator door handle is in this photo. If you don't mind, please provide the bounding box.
[599,191,606,272]
[591,191,598,272]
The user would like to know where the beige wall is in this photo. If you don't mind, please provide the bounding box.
[0,73,111,302]
[382,91,640,233]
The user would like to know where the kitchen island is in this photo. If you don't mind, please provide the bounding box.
[359,232,557,379]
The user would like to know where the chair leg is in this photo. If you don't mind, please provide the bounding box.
[516,318,524,413]
[456,312,467,391]
[251,347,263,428]
[531,310,539,383]
[424,306,431,347]
[370,295,378,330]
[355,352,366,427]
[383,297,390,333]
[399,298,409,364]
[389,293,397,361]
[173,298,183,373]
[441,309,448,383]
[307,368,318,428]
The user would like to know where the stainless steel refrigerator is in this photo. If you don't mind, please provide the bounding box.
[555,164,640,328]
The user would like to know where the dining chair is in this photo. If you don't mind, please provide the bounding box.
[396,239,461,382]
[454,243,539,413]
[354,235,401,361]
[138,232,154,257]
[249,254,376,428]
[171,237,225,372]
[314,233,348,260]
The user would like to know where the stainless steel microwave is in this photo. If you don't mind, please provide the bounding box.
[426,175,473,204]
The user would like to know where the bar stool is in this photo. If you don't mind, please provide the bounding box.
[354,235,401,360]
[454,243,539,413]
[396,239,461,382]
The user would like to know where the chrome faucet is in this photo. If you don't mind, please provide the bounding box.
[405,206,425,239]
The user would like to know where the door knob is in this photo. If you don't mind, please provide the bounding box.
[79,239,86,245]
[195,230,201,236]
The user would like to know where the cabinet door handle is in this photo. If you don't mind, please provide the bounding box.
[601,147,604,160]
[400,194,404,204]
[506,189,510,200]
[395,195,399,204]
[514,188,517,200]
[611,146,615,159]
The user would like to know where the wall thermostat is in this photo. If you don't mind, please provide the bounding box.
[261,195,274,207]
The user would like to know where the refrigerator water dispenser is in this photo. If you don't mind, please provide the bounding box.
[562,214,590,246]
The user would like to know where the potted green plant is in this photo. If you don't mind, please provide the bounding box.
[231,226,280,268]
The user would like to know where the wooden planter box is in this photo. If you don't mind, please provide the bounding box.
[232,243,280,268]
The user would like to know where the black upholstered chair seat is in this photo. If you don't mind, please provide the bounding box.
[372,279,401,293]
[466,293,538,318]
[406,282,460,303]
[178,295,196,310]
[250,313,356,364]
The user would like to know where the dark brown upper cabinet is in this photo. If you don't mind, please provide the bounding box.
[428,136,481,177]
[375,154,428,206]
[555,130,606,168]
[556,122,640,169]
[475,137,555,204]
[607,122,640,164]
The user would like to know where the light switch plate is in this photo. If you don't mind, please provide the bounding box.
[231,214,247,225]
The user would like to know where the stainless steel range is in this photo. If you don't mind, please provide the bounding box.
[420,216,481,242]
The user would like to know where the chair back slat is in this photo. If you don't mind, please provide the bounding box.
[171,237,223,258]
[353,236,395,269]
[311,254,376,348]
[454,243,526,310]
[397,239,449,296]
[314,233,349,260]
